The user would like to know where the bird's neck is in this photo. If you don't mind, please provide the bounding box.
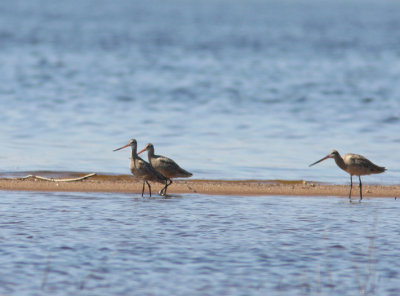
[333,154,347,171]
[131,146,138,159]
[147,148,155,160]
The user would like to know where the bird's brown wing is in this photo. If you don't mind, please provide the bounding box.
[350,154,386,174]
[153,157,192,178]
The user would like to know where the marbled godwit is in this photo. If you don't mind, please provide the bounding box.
[309,150,386,201]
[113,139,167,197]
[138,143,193,195]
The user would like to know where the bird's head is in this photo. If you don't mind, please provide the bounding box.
[113,138,137,152]
[309,149,339,167]
[138,143,154,155]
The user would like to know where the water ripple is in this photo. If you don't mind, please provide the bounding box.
[3,192,400,295]
[1,0,400,182]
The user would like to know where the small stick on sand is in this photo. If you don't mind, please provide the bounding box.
[18,173,96,182]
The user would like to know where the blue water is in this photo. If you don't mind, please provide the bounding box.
[1,2,400,294]
[0,0,398,184]
[0,191,399,295]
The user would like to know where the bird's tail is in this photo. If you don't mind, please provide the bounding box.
[372,165,386,174]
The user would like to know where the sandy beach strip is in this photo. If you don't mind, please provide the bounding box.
[0,173,398,198]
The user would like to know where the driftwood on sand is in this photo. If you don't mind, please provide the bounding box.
[17,173,96,182]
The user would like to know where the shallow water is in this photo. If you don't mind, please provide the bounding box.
[0,191,399,295]
[1,2,399,295]
[0,0,399,184]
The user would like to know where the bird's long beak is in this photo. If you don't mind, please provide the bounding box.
[309,155,330,167]
[113,143,131,152]
[138,147,146,155]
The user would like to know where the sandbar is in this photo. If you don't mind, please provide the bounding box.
[0,173,398,198]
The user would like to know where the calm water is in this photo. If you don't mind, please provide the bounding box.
[0,192,399,295]
[0,0,399,183]
[1,2,400,294]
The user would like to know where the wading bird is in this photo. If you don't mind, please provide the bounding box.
[309,150,385,201]
[113,139,167,197]
[138,143,193,195]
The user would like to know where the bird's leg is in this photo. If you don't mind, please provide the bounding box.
[146,180,152,197]
[141,181,145,197]
[348,175,353,201]
[167,179,172,195]
[359,176,362,201]
[164,180,172,196]
[159,179,172,196]
[159,181,166,196]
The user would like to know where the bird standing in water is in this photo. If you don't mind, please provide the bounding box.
[113,139,167,197]
[138,143,193,195]
[309,150,386,201]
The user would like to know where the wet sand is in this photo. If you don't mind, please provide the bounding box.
[0,173,398,198]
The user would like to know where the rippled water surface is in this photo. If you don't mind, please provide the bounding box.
[0,0,399,183]
[0,191,399,295]
[1,2,399,295]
